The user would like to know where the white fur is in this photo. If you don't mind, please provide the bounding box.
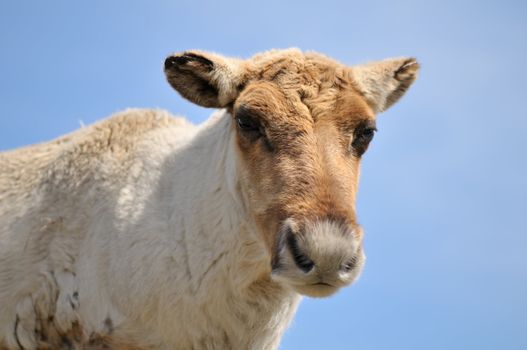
[0,48,420,349]
[0,109,300,349]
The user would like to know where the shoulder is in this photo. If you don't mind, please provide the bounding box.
[77,108,192,153]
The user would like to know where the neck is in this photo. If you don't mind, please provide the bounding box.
[115,109,300,348]
[165,109,268,295]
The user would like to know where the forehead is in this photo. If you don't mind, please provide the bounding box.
[235,50,375,126]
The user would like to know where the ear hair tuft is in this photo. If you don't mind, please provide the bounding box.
[352,57,420,113]
[164,50,244,108]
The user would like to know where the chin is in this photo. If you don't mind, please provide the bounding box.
[293,283,341,298]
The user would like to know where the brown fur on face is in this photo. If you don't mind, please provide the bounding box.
[165,48,419,258]
[230,50,375,255]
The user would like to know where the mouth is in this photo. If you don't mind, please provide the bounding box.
[294,281,340,298]
[312,282,333,287]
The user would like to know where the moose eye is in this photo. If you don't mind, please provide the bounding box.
[351,122,377,157]
[235,108,265,140]
[237,114,259,132]
[358,127,375,142]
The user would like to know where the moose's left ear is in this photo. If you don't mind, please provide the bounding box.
[352,58,420,113]
[164,50,246,108]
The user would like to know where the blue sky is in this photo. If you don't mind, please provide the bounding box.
[1,1,526,349]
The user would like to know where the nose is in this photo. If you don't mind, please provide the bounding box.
[281,218,362,275]
[272,218,364,297]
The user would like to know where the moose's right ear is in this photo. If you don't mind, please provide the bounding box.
[164,50,246,108]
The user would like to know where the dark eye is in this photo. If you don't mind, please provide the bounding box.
[358,127,375,142]
[234,107,275,151]
[237,114,260,133]
[351,123,376,157]
[235,108,265,141]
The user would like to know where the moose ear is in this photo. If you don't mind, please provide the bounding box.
[164,51,246,108]
[352,57,420,113]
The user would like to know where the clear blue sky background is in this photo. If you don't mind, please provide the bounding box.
[1,1,526,349]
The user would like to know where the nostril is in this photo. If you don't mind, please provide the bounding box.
[293,252,315,273]
[341,257,358,272]
[286,232,314,273]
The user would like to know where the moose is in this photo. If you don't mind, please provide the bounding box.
[0,48,419,349]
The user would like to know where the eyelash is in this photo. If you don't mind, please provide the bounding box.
[350,125,376,156]
[236,115,261,135]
